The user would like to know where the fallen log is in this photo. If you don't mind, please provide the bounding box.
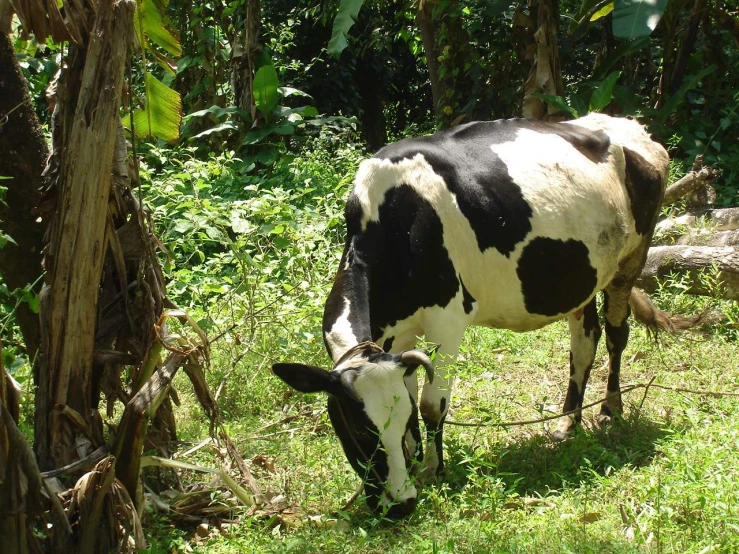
[676,229,739,247]
[637,245,739,300]
[662,166,718,206]
[654,207,739,244]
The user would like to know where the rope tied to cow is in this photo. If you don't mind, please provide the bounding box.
[444,379,739,429]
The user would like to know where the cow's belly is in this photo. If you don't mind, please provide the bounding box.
[460,229,631,332]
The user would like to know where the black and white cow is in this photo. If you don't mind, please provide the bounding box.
[273,114,673,517]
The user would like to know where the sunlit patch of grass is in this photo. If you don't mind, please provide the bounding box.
[147,290,739,553]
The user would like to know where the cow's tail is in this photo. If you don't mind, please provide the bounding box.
[628,288,715,332]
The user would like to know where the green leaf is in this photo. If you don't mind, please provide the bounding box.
[124,72,182,143]
[253,64,279,123]
[488,0,516,16]
[137,0,182,57]
[278,86,312,99]
[569,0,613,35]
[590,2,615,20]
[183,105,241,121]
[658,66,716,123]
[327,0,364,57]
[589,71,621,112]
[612,0,667,39]
[191,121,238,139]
[530,92,579,118]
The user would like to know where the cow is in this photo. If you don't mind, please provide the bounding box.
[272,113,688,518]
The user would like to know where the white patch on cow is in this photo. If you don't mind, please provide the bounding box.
[376,285,473,476]
[325,298,358,360]
[349,360,418,505]
[566,113,669,184]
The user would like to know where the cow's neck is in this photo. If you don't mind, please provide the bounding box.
[322,248,373,363]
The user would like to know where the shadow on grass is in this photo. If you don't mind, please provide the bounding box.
[443,410,673,497]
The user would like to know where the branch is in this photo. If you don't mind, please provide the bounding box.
[662,166,717,206]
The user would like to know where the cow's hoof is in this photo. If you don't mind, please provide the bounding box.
[596,413,612,427]
[552,429,570,442]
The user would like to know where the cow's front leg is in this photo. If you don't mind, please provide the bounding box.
[404,372,422,462]
[419,369,453,478]
[554,298,601,441]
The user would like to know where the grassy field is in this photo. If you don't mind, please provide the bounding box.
[133,141,739,554]
[146,287,739,554]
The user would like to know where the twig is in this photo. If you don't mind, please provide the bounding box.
[178,437,213,458]
[339,482,364,512]
[215,352,246,402]
[638,375,657,412]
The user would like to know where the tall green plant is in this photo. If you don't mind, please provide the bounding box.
[125,0,183,142]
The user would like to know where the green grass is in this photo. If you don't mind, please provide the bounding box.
[145,291,739,554]
[137,142,739,553]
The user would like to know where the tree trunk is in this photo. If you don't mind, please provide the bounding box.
[638,245,739,300]
[232,0,261,122]
[522,0,565,119]
[0,32,46,360]
[36,0,134,471]
[356,54,387,150]
[655,208,739,243]
[675,229,739,247]
[0,344,46,554]
[416,1,447,124]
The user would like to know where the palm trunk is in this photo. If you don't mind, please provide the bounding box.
[36,0,134,471]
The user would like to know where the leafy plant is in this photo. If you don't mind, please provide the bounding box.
[124,0,183,142]
[327,0,365,57]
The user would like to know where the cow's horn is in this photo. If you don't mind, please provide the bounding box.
[340,369,361,403]
[399,350,435,384]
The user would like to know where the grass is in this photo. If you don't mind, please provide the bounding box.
[135,142,739,553]
[144,288,739,554]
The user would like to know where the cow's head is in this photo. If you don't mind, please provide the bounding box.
[272,342,433,517]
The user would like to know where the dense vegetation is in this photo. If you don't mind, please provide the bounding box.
[2,0,739,552]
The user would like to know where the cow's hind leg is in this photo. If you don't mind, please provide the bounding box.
[599,285,631,423]
[553,298,601,441]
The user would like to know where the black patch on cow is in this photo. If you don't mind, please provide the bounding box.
[323,200,374,359]
[327,396,388,501]
[623,147,663,236]
[439,397,447,415]
[444,119,611,164]
[406,393,423,463]
[353,184,459,338]
[383,336,395,352]
[322,248,373,359]
[517,237,598,317]
[460,278,475,314]
[605,319,629,391]
[375,121,534,257]
[582,298,601,339]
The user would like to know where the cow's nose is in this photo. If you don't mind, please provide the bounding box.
[384,496,418,518]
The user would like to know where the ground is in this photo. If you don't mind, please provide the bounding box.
[148,288,739,554]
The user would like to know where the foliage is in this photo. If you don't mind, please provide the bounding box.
[126,0,183,142]
[138,129,363,349]
[327,0,365,57]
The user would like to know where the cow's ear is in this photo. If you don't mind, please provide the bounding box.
[272,363,336,394]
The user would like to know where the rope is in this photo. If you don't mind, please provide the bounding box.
[445,381,739,429]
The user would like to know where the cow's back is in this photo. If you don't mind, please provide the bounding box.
[343,115,667,334]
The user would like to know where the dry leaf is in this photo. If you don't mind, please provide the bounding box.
[580,512,602,523]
